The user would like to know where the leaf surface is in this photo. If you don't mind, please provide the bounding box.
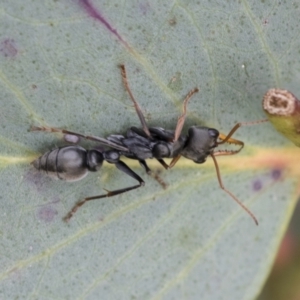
[1,1,300,299]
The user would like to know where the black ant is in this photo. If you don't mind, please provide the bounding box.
[31,65,267,224]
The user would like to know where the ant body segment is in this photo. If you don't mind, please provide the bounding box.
[31,65,267,224]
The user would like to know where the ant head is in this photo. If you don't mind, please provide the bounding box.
[181,126,219,163]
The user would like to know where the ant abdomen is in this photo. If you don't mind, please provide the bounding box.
[32,146,104,182]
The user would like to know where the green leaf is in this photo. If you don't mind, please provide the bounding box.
[1,1,299,299]
[263,88,300,147]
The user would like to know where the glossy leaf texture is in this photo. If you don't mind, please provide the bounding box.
[0,1,300,299]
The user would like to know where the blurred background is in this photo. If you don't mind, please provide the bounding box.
[259,199,300,300]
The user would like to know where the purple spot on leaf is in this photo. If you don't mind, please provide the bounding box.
[252,179,262,191]
[271,169,282,180]
[24,169,52,192]
[79,0,129,48]
[37,205,58,223]
[0,39,18,58]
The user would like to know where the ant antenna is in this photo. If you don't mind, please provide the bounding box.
[210,152,258,225]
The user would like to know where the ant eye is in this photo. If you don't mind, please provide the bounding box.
[208,128,219,138]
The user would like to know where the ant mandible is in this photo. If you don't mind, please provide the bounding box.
[31,65,267,224]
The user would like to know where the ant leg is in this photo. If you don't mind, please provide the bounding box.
[154,89,198,169]
[173,88,199,142]
[156,156,181,170]
[139,160,167,189]
[119,65,151,138]
[169,155,182,168]
[156,159,169,170]
[30,126,129,152]
[217,119,268,145]
[64,160,145,222]
[210,153,258,225]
